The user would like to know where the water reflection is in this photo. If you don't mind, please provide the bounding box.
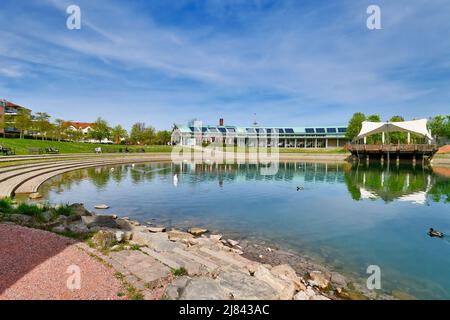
[41,161,450,205]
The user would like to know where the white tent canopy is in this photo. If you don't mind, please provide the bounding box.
[356,119,433,142]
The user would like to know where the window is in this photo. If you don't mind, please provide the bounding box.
[315,128,325,133]
[285,128,294,134]
[266,128,273,134]
[326,128,337,133]
[246,128,256,133]
[202,127,208,132]
[274,128,285,133]
[190,127,201,132]
[256,128,266,133]
[338,128,347,133]
[226,128,236,133]
[208,128,219,133]
[218,127,227,133]
[305,128,315,133]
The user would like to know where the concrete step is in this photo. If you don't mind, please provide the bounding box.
[173,247,219,272]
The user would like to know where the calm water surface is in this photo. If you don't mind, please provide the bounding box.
[38,161,450,299]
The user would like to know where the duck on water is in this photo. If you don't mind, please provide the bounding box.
[428,228,445,238]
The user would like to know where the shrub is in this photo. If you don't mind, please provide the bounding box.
[0,198,13,214]
[53,204,75,217]
[171,267,188,277]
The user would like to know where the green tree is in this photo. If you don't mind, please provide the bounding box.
[0,113,14,138]
[345,112,366,141]
[428,115,450,144]
[88,117,111,142]
[366,114,381,144]
[14,108,32,139]
[388,115,406,144]
[53,118,66,141]
[141,127,156,145]
[129,122,146,144]
[111,124,128,144]
[34,112,52,140]
[154,130,171,145]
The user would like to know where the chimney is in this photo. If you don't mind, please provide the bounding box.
[219,118,224,126]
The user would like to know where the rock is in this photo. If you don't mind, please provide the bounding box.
[94,204,109,209]
[165,276,192,300]
[148,227,166,233]
[29,193,42,200]
[66,221,91,233]
[271,264,306,291]
[217,269,278,300]
[123,231,133,241]
[8,214,32,224]
[115,231,125,243]
[81,215,118,228]
[188,227,208,236]
[231,248,244,255]
[294,291,309,300]
[69,203,92,217]
[330,272,348,288]
[210,234,223,241]
[111,245,121,251]
[180,277,230,300]
[51,225,67,233]
[309,271,330,289]
[91,230,116,250]
[254,265,296,300]
[133,231,183,251]
[112,215,118,219]
[227,239,239,247]
[40,211,53,222]
[168,230,194,242]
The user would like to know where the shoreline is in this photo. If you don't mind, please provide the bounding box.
[0,202,395,300]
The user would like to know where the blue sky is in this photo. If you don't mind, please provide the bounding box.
[0,0,449,130]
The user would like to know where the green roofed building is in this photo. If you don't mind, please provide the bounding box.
[171,119,349,148]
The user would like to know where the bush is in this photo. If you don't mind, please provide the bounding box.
[53,204,75,217]
[0,198,13,214]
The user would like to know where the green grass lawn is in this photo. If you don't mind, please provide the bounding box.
[0,138,173,155]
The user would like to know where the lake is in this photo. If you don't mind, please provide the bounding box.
[37,161,450,299]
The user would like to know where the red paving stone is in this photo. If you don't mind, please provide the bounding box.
[0,223,125,300]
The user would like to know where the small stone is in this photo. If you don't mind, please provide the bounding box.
[91,230,116,250]
[231,248,244,255]
[94,204,109,209]
[148,227,166,233]
[111,245,121,251]
[112,215,118,219]
[267,247,273,252]
[210,234,223,241]
[188,227,208,236]
[123,216,129,220]
[258,255,264,259]
[168,229,194,242]
[115,231,125,243]
[29,193,42,200]
[309,271,330,289]
[51,225,67,233]
[227,239,239,247]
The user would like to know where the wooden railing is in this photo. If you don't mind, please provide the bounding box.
[348,144,438,154]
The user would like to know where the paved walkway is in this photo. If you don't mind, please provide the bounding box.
[0,224,125,300]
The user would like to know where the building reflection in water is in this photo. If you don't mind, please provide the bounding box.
[40,161,450,205]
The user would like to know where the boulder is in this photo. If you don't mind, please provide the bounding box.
[91,230,116,250]
[148,227,166,233]
[8,214,32,224]
[133,231,183,251]
[217,269,278,300]
[188,227,208,236]
[294,291,309,300]
[210,234,223,241]
[168,230,194,242]
[66,221,91,233]
[180,277,230,300]
[94,204,110,209]
[309,271,330,289]
[330,272,348,288]
[271,264,306,291]
[29,193,42,200]
[81,215,118,228]
[227,239,239,247]
[254,265,296,300]
[69,203,92,217]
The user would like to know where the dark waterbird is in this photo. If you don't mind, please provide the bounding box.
[428,228,445,238]
[297,186,304,191]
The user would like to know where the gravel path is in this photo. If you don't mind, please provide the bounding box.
[0,223,125,300]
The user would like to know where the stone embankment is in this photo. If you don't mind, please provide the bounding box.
[2,202,385,300]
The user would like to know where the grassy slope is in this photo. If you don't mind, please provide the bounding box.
[0,138,172,155]
[0,138,348,155]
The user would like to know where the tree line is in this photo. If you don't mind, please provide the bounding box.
[345,113,450,144]
[0,109,172,145]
